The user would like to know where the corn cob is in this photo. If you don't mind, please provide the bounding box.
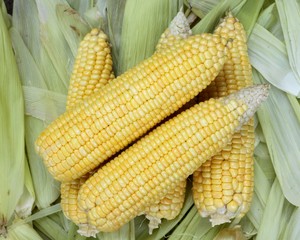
[66,28,114,110]
[77,84,269,233]
[193,13,255,226]
[142,11,191,234]
[35,33,230,182]
[60,28,114,237]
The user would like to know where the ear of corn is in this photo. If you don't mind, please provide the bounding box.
[35,32,230,182]
[193,13,255,226]
[76,85,269,233]
[60,28,114,237]
[66,28,114,110]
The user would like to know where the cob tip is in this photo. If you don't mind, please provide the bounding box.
[169,11,192,38]
[221,84,270,128]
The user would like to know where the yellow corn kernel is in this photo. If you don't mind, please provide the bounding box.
[193,13,255,226]
[76,85,269,233]
[66,28,114,110]
[36,33,230,182]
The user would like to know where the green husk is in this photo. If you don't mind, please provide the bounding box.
[276,0,300,86]
[1,223,43,240]
[0,1,25,233]
[15,159,35,218]
[257,3,284,41]
[10,26,61,209]
[235,0,264,35]
[253,69,300,206]
[116,0,182,75]
[56,4,90,57]
[34,217,68,240]
[281,207,300,239]
[248,24,300,96]
[97,221,135,240]
[191,0,246,34]
[255,179,295,240]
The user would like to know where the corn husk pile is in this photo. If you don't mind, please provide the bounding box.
[0,0,300,239]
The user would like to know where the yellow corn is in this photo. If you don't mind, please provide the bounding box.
[143,11,191,234]
[76,85,269,233]
[35,33,229,182]
[60,28,114,237]
[193,13,255,226]
[66,28,114,110]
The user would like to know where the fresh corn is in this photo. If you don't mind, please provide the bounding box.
[143,11,191,234]
[66,28,114,110]
[60,28,114,237]
[193,13,255,226]
[35,33,230,182]
[76,85,269,233]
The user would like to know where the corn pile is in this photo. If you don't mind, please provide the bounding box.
[1,1,300,240]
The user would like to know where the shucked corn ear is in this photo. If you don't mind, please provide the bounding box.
[144,12,191,234]
[35,32,230,182]
[77,85,269,233]
[193,13,255,226]
[60,28,114,236]
[66,28,114,110]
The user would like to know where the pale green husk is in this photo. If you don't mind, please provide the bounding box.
[0,0,25,232]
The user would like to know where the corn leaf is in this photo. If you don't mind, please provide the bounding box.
[56,4,91,57]
[253,69,300,206]
[15,159,35,218]
[97,221,135,240]
[3,223,43,240]
[276,0,300,87]
[117,0,181,75]
[257,3,284,41]
[256,179,295,240]
[183,0,220,18]
[34,217,68,240]
[106,0,127,74]
[167,205,222,240]
[191,0,246,34]
[248,24,300,96]
[12,0,66,93]
[235,0,264,35]
[10,27,61,209]
[0,1,25,227]
[281,207,300,240]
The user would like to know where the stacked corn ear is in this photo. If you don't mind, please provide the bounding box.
[60,27,114,237]
[35,32,230,182]
[143,11,191,234]
[76,84,269,233]
[193,13,255,226]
